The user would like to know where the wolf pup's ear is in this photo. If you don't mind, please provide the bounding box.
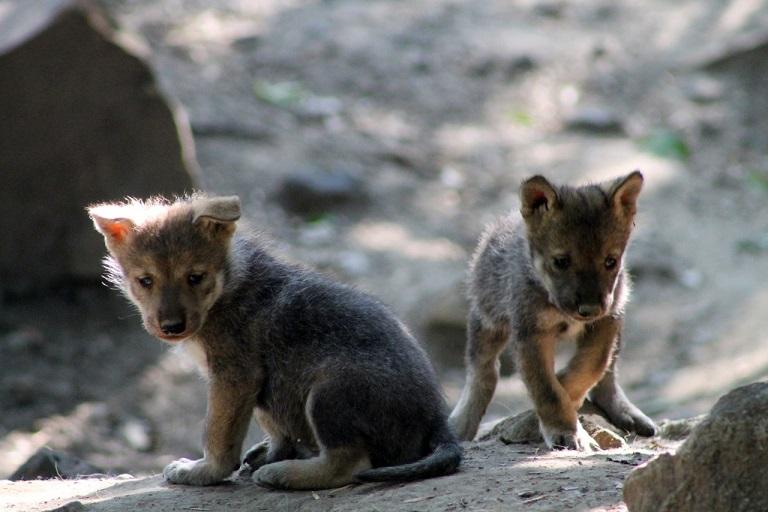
[520,175,559,218]
[88,205,137,253]
[608,170,643,219]
[192,196,241,239]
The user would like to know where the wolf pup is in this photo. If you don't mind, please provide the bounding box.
[88,195,461,489]
[449,171,657,450]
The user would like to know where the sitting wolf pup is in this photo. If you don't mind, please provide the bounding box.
[88,195,461,489]
[449,171,657,449]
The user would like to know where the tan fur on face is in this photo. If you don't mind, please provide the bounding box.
[88,196,239,343]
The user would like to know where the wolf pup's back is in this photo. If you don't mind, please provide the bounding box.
[88,195,461,490]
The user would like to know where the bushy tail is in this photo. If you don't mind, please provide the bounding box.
[355,424,462,482]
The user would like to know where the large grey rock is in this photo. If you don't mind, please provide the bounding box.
[0,0,198,293]
[624,382,768,512]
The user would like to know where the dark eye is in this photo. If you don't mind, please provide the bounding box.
[187,273,206,286]
[137,276,153,289]
[552,255,571,270]
[604,256,617,270]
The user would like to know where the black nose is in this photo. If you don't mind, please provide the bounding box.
[160,319,186,335]
[577,304,601,318]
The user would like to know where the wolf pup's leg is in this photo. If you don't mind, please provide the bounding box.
[243,409,312,471]
[164,378,255,485]
[254,446,371,490]
[253,389,371,490]
[518,328,599,451]
[588,332,657,436]
[449,311,511,441]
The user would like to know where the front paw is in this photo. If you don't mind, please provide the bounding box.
[253,461,290,489]
[540,420,599,452]
[163,458,231,486]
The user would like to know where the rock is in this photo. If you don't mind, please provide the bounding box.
[624,382,768,512]
[47,502,86,512]
[683,75,723,103]
[275,169,367,217]
[480,401,629,450]
[119,418,154,453]
[0,0,198,294]
[10,448,104,480]
[533,0,565,18]
[564,106,624,134]
[655,415,706,441]
[587,426,627,450]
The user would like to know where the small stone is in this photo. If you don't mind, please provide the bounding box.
[565,106,624,134]
[533,0,565,18]
[683,75,723,103]
[10,448,104,480]
[588,427,628,450]
[656,415,706,441]
[120,418,154,452]
[336,251,371,277]
[275,170,367,217]
[48,502,86,512]
[298,96,343,121]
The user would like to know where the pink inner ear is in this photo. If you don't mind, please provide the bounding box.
[106,221,130,242]
[530,189,549,209]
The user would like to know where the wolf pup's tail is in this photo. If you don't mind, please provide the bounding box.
[355,423,462,482]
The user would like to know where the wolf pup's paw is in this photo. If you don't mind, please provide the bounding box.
[596,398,657,437]
[253,461,290,489]
[607,406,657,437]
[540,421,600,452]
[163,458,231,486]
[242,440,270,471]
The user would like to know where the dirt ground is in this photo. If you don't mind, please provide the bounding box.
[3,439,669,512]
[3,0,768,510]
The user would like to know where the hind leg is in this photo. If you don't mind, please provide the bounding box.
[254,447,371,490]
[588,330,656,436]
[449,311,511,441]
[253,389,371,490]
[243,409,315,471]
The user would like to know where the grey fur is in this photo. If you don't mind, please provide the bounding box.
[88,196,461,490]
[449,172,656,448]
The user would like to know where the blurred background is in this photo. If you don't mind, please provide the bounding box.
[1,0,768,478]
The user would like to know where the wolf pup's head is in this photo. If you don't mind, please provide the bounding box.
[88,195,240,343]
[519,171,643,321]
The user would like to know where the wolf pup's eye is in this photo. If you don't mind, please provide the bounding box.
[552,255,571,270]
[187,273,206,286]
[604,256,617,270]
[137,276,153,289]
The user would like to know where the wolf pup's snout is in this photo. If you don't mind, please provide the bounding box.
[159,316,186,336]
[577,303,602,319]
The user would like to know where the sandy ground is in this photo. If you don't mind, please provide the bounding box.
[2,439,663,512]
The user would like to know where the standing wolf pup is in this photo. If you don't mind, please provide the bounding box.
[88,195,461,490]
[449,171,657,449]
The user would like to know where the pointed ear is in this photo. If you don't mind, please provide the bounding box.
[88,205,137,253]
[192,196,241,238]
[520,175,559,218]
[608,170,643,218]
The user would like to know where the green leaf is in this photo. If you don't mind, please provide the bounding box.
[746,170,768,193]
[637,130,690,160]
[253,80,308,108]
